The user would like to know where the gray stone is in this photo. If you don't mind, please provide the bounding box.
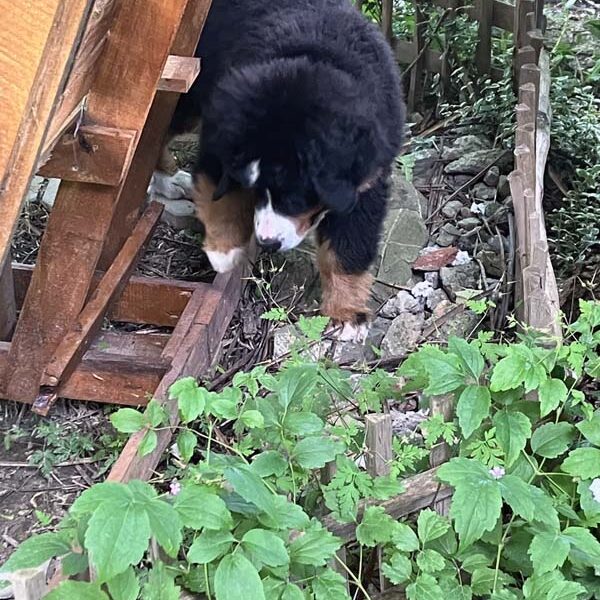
[441,199,464,219]
[440,263,480,299]
[457,217,481,232]
[412,148,439,181]
[381,312,424,358]
[485,201,508,224]
[390,409,429,438]
[498,175,511,199]
[380,290,422,319]
[153,197,200,230]
[483,166,500,187]
[445,149,510,176]
[436,223,461,247]
[477,248,504,277]
[487,234,509,254]
[41,178,61,210]
[365,317,390,350]
[459,206,473,219]
[441,135,491,161]
[27,176,46,204]
[436,307,480,339]
[472,182,497,201]
[389,169,427,213]
[426,288,449,311]
[424,271,439,288]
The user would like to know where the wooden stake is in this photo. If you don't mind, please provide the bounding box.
[429,395,454,516]
[0,254,16,341]
[475,0,493,76]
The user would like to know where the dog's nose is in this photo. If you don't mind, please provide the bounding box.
[257,238,282,253]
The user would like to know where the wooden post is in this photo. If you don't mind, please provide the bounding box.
[0,254,16,341]
[475,0,493,76]
[365,413,393,592]
[407,0,426,111]
[382,0,393,43]
[429,396,454,516]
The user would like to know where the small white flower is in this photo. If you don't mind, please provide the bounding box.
[411,281,434,298]
[589,479,600,503]
[452,250,472,266]
[489,466,505,479]
[169,479,182,496]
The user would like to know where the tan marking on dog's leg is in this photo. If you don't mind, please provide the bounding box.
[193,174,256,272]
[317,241,373,342]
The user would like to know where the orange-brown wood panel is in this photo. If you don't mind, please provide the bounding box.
[38,125,137,186]
[4,0,198,403]
[158,56,202,93]
[0,0,94,277]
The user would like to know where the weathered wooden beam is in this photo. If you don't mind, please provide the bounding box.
[37,125,137,185]
[0,255,16,341]
[40,202,163,392]
[475,0,494,76]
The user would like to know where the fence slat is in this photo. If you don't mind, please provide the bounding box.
[475,0,493,76]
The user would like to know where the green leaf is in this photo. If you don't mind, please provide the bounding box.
[523,571,587,600]
[312,569,350,600]
[448,337,484,380]
[529,485,560,529]
[110,408,146,433]
[138,429,157,457]
[563,526,600,567]
[297,315,330,340]
[417,509,450,544]
[169,377,206,423]
[531,422,576,458]
[371,476,404,500]
[61,552,89,577]
[258,495,310,530]
[438,459,502,548]
[174,485,233,530]
[382,552,412,584]
[576,411,600,446]
[546,581,588,600]
[144,399,166,428]
[214,554,265,600]
[240,410,265,429]
[578,479,600,521]
[490,353,527,391]
[539,378,569,417]
[144,498,182,558]
[292,437,344,469]
[528,532,570,574]
[406,573,443,600]
[392,522,420,552]
[562,447,600,479]
[289,523,341,566]
[356,506,396,547]
[176,429,197,463]
[71,482,132,516]
[493,411,532,468]
[142,561,180,600]
[471,567,497,596]
[498,475,536,521]
[457,385,491,438]
[107,567,140,600]
[0,532,70,574]
[45,581,108,600]
[276,365,317,409]
[284,412,324,436]
[250,451,288,478]
[241,529,289,567]
[224,466,276,514]
[188,530,235,564]
[419,346,465,395]
[281,583,304,600]
[416,549,445,572]
[85,500,150,583]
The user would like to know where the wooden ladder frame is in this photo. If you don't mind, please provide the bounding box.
[0,0,245,474]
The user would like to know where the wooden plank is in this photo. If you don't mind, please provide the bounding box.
[12,264,202,328]
[41,203,163,390]
[322,468,452,542]
[394,39,443,74]
[381,0,393,43]
[0,254,16,341]
[43,0,119,155]
[429,395,454,516]
[108,260,247,483]
[0,0,94,279]
[0,332,169,405]
[97,0,214,268]
[407,1,426,111]
[37,125,137,185]
[475,0,494,76]
[430,0,515,32]
[4,0,197,403]
[158,56,201,93]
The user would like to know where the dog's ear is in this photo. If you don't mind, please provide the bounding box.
[312,173,358,214]
[236,159,261,187]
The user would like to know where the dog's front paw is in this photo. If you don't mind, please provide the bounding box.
[148,170,194,200]
[205,246,248,273]
[325,314,370,344]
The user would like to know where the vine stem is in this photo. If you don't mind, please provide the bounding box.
[334,554,372,600]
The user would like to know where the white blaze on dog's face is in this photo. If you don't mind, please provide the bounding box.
[254,191,326,251]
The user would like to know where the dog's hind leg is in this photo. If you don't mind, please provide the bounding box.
[316,174,389,343]
[192,172,256,273]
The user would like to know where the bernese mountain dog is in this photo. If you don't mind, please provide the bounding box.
[149,0,405,342]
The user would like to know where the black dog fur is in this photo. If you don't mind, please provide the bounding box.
[171,0,405,274]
